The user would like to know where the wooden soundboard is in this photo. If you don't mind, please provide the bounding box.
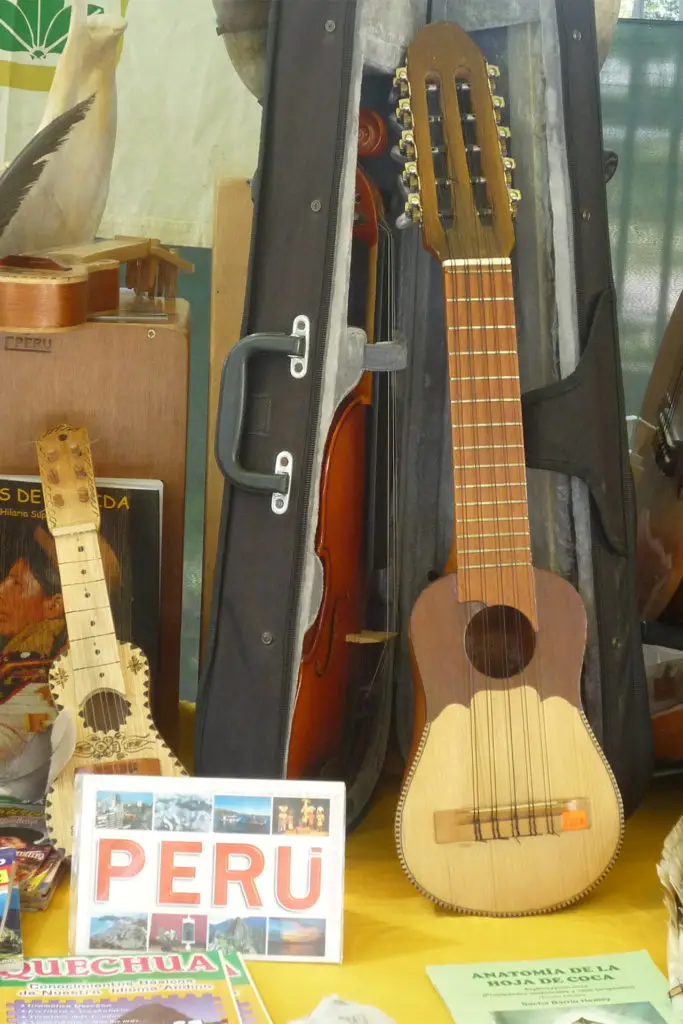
[0,302,190,749]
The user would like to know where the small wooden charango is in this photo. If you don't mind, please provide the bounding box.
[393,23,624,916]
[36,425,186,856]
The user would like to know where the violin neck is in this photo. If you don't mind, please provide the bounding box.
[444,257,536,626]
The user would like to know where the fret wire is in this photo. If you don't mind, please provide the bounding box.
[458,500,528,507]
[456,482,527,489]
[463,547,530,555]
[454,375,518,381]
[448,325,517,331]
[446,252,530,589]
[461,561,531,569]
[466,515,528,522]
[456,532,532,540]
[442,257,511,266]
[447,296,514,303]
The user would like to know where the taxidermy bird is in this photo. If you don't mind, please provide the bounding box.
[0,95,94,249]
[0,0,127,257]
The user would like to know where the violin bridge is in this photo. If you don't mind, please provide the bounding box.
[433,798,591,843]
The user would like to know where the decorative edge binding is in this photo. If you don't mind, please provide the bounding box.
[393,697,625,918]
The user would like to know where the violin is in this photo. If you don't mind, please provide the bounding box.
[286,110,393,783]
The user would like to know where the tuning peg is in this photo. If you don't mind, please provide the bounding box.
[503,156,516,171]
[508,187,522,214]
[395,98,413,130]
[397,129,417,161]
[487,63,501,79]
[396,193,422,229]
[498,125,511,142]
[396,211,415,230]
[401,161,420,193]
[393,66,410,99]
[492,95,505,110]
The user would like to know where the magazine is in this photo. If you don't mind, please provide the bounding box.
[70,774,346,963]
[224,951,273,1023]
[427,952,676,1022]
[0,949,237,1021]
[0,850,22,972]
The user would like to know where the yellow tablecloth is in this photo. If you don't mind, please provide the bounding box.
[21,774,683,1024]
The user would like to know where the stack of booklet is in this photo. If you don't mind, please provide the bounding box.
[0,850,22,972]
[0,798,65,911]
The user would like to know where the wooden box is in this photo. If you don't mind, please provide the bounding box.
[0,300,190,748]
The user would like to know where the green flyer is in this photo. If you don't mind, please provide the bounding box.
[428,951,676,1022]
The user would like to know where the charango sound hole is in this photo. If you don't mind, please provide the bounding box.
[464,605,536,679]
[80,690,131,733]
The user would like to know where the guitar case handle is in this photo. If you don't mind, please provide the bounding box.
[216,328,304,495]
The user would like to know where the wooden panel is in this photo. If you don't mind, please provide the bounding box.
[201,179,253,658]
[0,301,190,750]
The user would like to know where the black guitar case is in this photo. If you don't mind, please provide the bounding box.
[197,0,653,822]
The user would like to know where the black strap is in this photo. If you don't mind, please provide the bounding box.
[522,289,627,557]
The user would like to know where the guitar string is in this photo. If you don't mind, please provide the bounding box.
[361,211,398,713]
[663,367,683,433]
[482,253,522,841]
[444,87,484,840]
[498,250,555,835]
[468,252,505,842]
[462,252,490,840]
[60,515,119,779]
[492,261,554,836]
[85,526,120,772]
[483,249,528,839]
[489,256,540,839]
[458,84,509,842]
[481,255,522,839]
[449,254,485,840]
[384,213,400,704]
[462,93,495,841]
[440,131,481,837]
[385,212,400,664]
[447,88,497,840]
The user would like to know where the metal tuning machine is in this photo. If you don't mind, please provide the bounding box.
[390,66,423,230]
[488,67,522,217]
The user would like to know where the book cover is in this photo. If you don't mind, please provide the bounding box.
[0,850,22,972]
[70,775,346,964]
[223,952,272,1023]
[428,952,676,1022]
[0,476,162,804]
[0,949,237,1021]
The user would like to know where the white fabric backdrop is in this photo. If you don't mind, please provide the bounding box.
[0,0,262,247]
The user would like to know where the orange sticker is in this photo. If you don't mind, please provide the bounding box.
[562,809,589,832]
